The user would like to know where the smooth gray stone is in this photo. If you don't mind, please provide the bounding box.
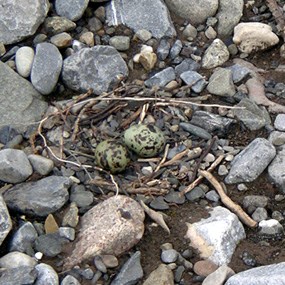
[225,138,276,184]
[227,64,251,83]
[268,131,285,146]
[157,38,171,60]
[0,0,49,44]
[243,195,269,214]
[31,43,62,95]
[0,149,33,183]
[165,190,185,204]
[109,36,130,51]
[175,58,200,76]
[111,251,143,285]
[234,98,271,131]
[0,195,12,247]
[180,122,212,140]
[274,114,285,131]
[62,45,128,94]
[0,266,37,285]
[0,252,37,269]
[145,67,176,88]
[180,71,207,93]
[9,222,38,254]
[225,262,285,285]
[55,0,89,21]
[3,176,71,217]
[61,275,81,285]
[252,207,268,222]
[70,189,94,208]
[161,249,179,263]
[0,61,48,135]
[185,186,205,201]
[35,263,59,285]
[150,196,169,210]
[28,154,54,176]
[106,0,176,39]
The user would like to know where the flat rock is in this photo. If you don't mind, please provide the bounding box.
[143,264,174,285]
[0,266,37,285]
[225,262,285,285]
[0,149,33,183]
[0,195,12,247]
[179,122,212,140]
[62,45,128,94]
[180,71,207,93]
[0,61,48,135]
[3,176,71,217]
[55,0,89,21]
[63,195,145,270]
[225,138,276,184]
[185,206,246,266]
[31,43,62,95]
[145,67,176,88]
[106,0,176,39]
[165,0,218,25]
[0,0,49,44]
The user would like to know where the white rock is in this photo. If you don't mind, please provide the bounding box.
[15,47,35,78]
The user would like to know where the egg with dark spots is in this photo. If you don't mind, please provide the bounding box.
[123,124,165,157]
[94,140,130,173]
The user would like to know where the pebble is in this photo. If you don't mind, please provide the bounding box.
[44,214,59,234]
[164,190,185,205]
[243,195,269,214]
[180,71,207,93]
[15,46,35,77]
[205,190,220,202]
[251,207,268,222]
[180,122,212,140]
[169,39,182,59]
[35,263,59,285]
[58,227,75,241]
[101,254,119,268]
[145,67,176,88]
[185,186,205,201]
[193,260,219,277]
[62,202,79,227]
[109,36,131,51]
[161,249,179,263]
[241,251,257,267]
[205,26,217,39]
[50,32,72,48]
[274,114,285,131]
[28,154,54,176]
[203,265,235,285]
[268,131,285,146]
[94,256,108,273]
[157,38,171,60]
[55,0,89,21]
[218,165,229,176]
[61,275,81,285]
[0,251,37,268]
[70,187,94,208]
[79,31,95,46]
[143,263,174,285]
[175,58,200,76]
[44,16,76,35]
[259,219,284,235]
[134,29,152,42]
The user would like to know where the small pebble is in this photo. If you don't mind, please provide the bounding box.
[161,249,179,263]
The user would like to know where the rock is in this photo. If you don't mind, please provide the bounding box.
[165,0,218,25]
[205,26,217,39]
[109,36,130,51]
[259,219,284,235]
[31,43,62,95]
[202,39,230,69]
[15,47,35,78]
[150,196,169,210]
[234,98,271,131]
[94,256,107,273]
[203,265,235,285]
[145,67,176,88]
[216,0,244,37]
[45,214,59,234]
[139,51,157,71]
[233,22,279,54]
[182,24,198,40]
[0,149,33,183]
[225,138,276,184]
[0,252,37,268]
[62,45,128,94]
[227,64,251,83]
[70,187,94,208]
[63,195,145,269]
[35,263,59,285]
[111,251,143,285]
[79,31,95,46]
[269,131,285,146]
[106,0,176,39]
[55,0,89,21]
[164,190,185,204]
[0,0,49,44]
[44,16,76,35]
[207,68,236,96]
[50,32,72,48]
[0,266,37,285]
[61,275,81,285]
[157,38,171,60]
[185,206,246,266]
[252,207,268,222]
[143,264,174,285]
[180,122,212,140]
[243,195,269,214]
[58,227,75,241]
[225,262,285,285]
[0,195,12,247]
[161,249,179,263]
[3,176,71,217]
[101,255,119,268]
[180,71,207,93]
[175,58,200,76]
[134,29,152,42]
[28,154,54,176]
[169,40,183,59]
[0,61,48,135]
[193,260,219,277]
[185,187,205,201]
[62,202,79,227]
[274,114,285,131]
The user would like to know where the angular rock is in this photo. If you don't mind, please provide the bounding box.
[169,40,183,59]
[0,149,33,183]
[227,64,251,83]
[145,67,176,88]
[0,61,48,135]
[111,251,143,285]
[35,263,59,285]
[143,264,174,285]
[44,16,77,35]
[0,195,12,247]
[185,206,246,266]
[63,195,145,269]
[233,22,279,53]
[216,0,244,37]
[106,0,176,39]
[31,43,62,95]
[15,46,35,78]
[202,39,230,69]
[3,176,71,217]
[0,0,49,44]
[207,68,236,96]
[0,252,37,269]
[62,45,128,94]
[50,32,72,48]
[175,58,200,76]
[180,71,207,93]
[225,262,285,285]
[157,38,171,60]
[259,219,283,235]
[165,0,218,25]
[0,266,37,285]
[203,265,235,285]
[225,138,276,184]
[55,0,89,21]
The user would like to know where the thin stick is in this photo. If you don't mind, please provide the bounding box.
[199,170,257,228]
[120,105,143,129]
[154,144,170,172]
[110,174,120,197]
[160,148,189,167]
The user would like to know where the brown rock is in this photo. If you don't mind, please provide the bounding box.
[193,260,219,277]
[143,264,174,285]
[45,214,59,234]
[139,51,157,71]
[63,195,145,269]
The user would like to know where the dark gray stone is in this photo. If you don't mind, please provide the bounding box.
[3,176,71,217]
[157,38,171,60]
[185,186,205,201]
[0,61,48,135]
[0,266,37,285]
[150,196,169,210]
[165,190,185,204]
[0,0,49,44]
[111,251,143,285]
[227,64,251,83]
[0,195,12,247]
[175,58,200,76]
[62,46,128,94]
[31,43,62,95]
[55,0,89,21]
[180,122,212,140]
[145,67,176,88]
[106,0,176,39]
[170,40,183,59]
[180,71,207,93]
[225,138,276,184]
[35,263,59,285]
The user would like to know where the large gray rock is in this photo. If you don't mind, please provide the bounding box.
[0,195,12,247]
[165,0,218,25]
[62,45,128,94]
[63,195,145,270]
[55,0,89,21]
[3,176,71,217]
[0,266,37,285]
[0,149,33,183]
[106,0,176,39]
[31,43,63,95]
[225,262,285,285]
[185,206,245,266]
[216,0,244,37]
[0,252,37,269]
[0,61,48,135]
[0,0,49,44]
[225,138,276,184]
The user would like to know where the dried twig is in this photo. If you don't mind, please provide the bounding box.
[199,170,257,228]
[154,144,170,172]
[120,105,144,129]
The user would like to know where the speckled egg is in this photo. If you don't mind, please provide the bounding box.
[94,140,130,173]
[123,124,165,157]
